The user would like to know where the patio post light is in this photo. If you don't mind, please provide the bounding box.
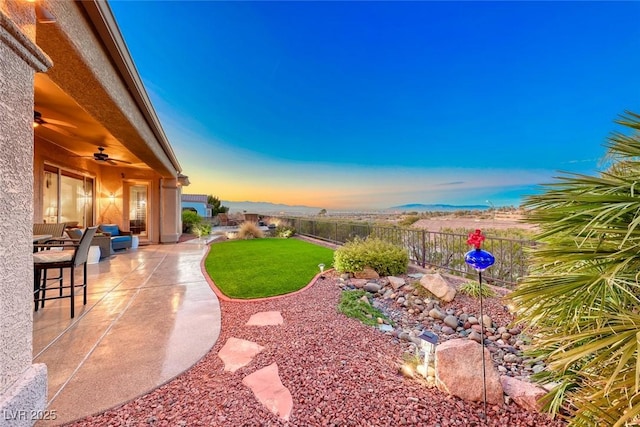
[464,229,495,421]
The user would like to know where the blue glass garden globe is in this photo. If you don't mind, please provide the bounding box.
[464,249,495,271]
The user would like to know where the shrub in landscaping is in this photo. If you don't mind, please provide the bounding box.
[192,222,211,238]
[275,224,296,238]
[333,237,408,276]
[182,210,201,233]
[398,214,421,227]
[338,290,389,326]
[237,221,264,239]
[459,281,496,298]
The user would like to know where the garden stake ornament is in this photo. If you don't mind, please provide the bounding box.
[464,229,495,423]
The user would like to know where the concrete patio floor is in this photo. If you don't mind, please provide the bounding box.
[33,236,222,426]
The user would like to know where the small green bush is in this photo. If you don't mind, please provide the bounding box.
[275,224,296,238]
[182,210,201,233]
[334,237,408,276]
[192,222,211,237]
[459,281,496,298]
[338,290,389,326]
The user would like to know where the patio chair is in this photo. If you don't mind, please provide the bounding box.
[33,226,97,318]
[33,222,66,240]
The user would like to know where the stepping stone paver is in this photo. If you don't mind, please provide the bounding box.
[218,337,264,373]
[242,362,293,422]
[246,311,284,326]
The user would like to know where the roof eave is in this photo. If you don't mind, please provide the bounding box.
[79,0,183,175]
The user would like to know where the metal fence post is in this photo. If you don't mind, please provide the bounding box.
[421,229,426,267]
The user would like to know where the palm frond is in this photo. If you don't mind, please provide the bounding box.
[513,112,640,426]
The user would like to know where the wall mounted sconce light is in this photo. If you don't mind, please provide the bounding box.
[35,4,56,23]
[109,192,115,203]
[26,0,57,23]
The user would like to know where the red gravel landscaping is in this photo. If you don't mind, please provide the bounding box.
[67,271,565,427]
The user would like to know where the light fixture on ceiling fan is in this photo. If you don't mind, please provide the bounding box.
[88,147,131,165]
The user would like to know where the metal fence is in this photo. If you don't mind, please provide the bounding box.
[279,217,535,288]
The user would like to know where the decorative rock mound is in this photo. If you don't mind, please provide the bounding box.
[419,273,456,302]
[435,339,503,405]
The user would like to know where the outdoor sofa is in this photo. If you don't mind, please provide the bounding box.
[98,224,132,251]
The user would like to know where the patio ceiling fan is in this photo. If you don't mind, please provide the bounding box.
[33,110,76,137]
[88,147,131,165]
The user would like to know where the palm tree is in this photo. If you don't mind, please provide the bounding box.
[510,111,640,426]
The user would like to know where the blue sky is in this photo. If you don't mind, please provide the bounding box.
[110,1,640,210]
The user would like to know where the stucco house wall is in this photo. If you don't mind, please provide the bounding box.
[0,2,51,425]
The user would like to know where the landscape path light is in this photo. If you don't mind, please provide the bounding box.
[417,330,438,378]
[464,229,495,422]
[318,263,325,279]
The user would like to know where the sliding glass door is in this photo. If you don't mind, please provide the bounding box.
[43,165,94,227]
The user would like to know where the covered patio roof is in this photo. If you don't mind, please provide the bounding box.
[34,0,181,176]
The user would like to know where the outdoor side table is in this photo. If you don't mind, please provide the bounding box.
[92,235,112,258]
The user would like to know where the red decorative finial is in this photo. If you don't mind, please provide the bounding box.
[467,229,485,250]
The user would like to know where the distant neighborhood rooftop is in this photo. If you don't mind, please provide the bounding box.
[182,194,208,203]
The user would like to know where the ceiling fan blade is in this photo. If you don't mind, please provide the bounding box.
[106,159,118,165]
[110,158,132,165]
[41,123,76,138]
[44,118,77,128]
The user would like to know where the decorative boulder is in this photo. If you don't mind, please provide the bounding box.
[363,282,382,293]
[388,276,406,290]
[500,376,546,412]
[420,273,456,302]
[354,266,380,279]
[435,339,503,405]
[350,279,368,289]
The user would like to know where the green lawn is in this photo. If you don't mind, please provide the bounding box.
[204,238,335,299]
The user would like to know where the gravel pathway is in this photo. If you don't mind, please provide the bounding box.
[67,272,564,427]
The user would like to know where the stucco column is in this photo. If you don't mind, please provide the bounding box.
[160,178,180,243]
[0,5,52,427]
